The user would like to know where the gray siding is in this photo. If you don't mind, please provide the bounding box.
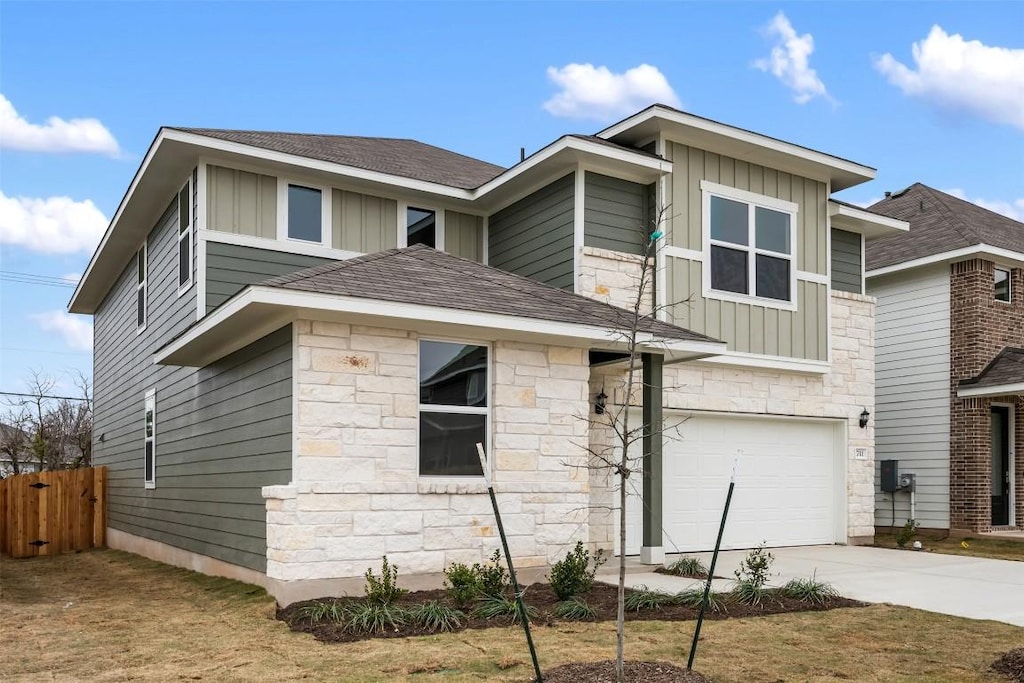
[583,172,647,255]
[205,241,335,311]
[488,172,575,290]
[93,196,292,572]
[207,165,277,239]
[332,189,398,253]
[444,210,484,262]
[870,266,951,529]
[831,229,862,294]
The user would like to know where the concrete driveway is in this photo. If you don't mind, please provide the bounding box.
[602,545,1024,627]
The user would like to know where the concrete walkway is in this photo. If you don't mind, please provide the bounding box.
[597,545,1024,628]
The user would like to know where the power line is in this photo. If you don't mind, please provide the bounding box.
[0,270,77,288]
[0,391,91,402]
[0,346,92,356]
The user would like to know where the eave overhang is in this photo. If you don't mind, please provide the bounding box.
[828,201,910,240]
[155,286,726,368]
[866,244,1024,279]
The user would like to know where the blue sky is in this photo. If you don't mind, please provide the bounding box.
[1,1,1022,394]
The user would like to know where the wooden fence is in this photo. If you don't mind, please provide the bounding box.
[0,466,106,558]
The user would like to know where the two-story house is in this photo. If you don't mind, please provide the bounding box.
[69,105,905,604]
[866,183,1024,535]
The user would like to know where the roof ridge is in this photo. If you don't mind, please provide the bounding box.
[170,126,418,143]
[917,184,980,245]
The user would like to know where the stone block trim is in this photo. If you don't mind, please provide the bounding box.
[579,246,654,315]
[949,260,1024,531]
[266,320,592,582]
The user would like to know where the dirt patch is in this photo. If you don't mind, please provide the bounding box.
[277,582,864,643]
[992,647,1024,681]
[544,659,711,682]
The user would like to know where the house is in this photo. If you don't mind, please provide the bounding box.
[866,184,1023,534]
[69,105,904,604]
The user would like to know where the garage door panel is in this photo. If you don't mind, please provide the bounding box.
[622,413,841,555]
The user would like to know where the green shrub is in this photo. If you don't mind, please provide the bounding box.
[472,594,538,624]
[443,562,482,607]
[549,541,606,600]
[408,600,465,633]
[731,579,770,606]
[478,549,510,597]
[782,575,839,605]
[895,519,919,547]
[346,601,408,634]
[664,556,709,578]
[552,596,597,621]
[674,587,727,613]
[364,555,408,606]
[298,599,347,624]
[734,543,774,589]
[623,585,677,612]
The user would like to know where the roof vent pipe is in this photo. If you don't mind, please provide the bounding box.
[884,191,892,199]
[520,147,526,162]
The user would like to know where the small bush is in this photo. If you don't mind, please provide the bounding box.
[552,596,597,621]
[664,556,709,578]
[298,599,347,624]
[364,555,407,606]
[443,562,482,607]
[346,601,408,634]
[473,594,538,624]
[734,543,774,589]
[408,600,465,633]
[895,519,919,548]
[674,587,727,613]
[731,579,770,606]
[549,541,606,600]
[623,585,677,612]
[478,550,510,597]
[782,575,839,605]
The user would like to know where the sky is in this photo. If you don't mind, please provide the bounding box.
[1,1,1022,395]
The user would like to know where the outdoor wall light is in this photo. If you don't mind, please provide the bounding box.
[859,408,870,429]
[594,389,608,415]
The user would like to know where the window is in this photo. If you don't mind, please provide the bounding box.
[177,176,192,291]
[995,267,1011,302]
[144,389,155,488]
[419,340,488,476]
[703,181,797,307]
[136,244,147,331]
[283,183,326,243]
[407,207,436,248]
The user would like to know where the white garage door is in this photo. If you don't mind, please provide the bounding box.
[623,413,843,555]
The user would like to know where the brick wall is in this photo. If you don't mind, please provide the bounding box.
[949,260,1024,531]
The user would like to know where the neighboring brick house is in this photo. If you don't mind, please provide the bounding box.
[69,105,905,605]
[867,183,1024,533]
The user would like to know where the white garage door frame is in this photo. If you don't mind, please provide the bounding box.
[616,409,849,556]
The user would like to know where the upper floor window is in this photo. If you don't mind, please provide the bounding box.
[279,181,328,244]
[419,340,488,477]
[136,244,147,332]
[701,180,797,309]
[995,267,1011,302]
[407,207,436,248]
[177,175,193,292]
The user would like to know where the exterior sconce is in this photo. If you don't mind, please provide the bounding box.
[859,408,870,429]
[595,389,608,415]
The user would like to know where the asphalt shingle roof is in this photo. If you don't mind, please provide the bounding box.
[865,183,1024,270]
[959,347,1024,391]
[259,244,718,345]
[171,128,506,190]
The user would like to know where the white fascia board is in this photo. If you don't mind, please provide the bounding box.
[866,245,1024,279]
[957,382,1024,398]
[688,351,831,374]
[828,202,909,238]
[597,106,875,183]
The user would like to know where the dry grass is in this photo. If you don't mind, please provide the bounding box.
[874,532,1024,562]
[1,549,1020,682]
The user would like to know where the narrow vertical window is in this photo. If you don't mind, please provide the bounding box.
[136,244,147,331]
[177,176,192,291]
[407,207,436,248]
[144,389,156,488]
[287,184,323,242]
[418,340,488,476]
[995,267,1011,302]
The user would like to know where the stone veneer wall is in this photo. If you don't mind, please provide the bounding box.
[578,246,654,314]
[949,260,1024,531]
[263,321,592,583]
[584,286,878,547]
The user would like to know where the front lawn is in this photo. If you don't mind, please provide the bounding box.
[1,549,1020,682]
[874,531,1024,562]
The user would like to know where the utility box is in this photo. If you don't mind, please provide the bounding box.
[899,472,916,491]
[880,459,899,492]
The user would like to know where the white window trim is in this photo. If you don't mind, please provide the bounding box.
[995,266,1012,304]
[144,388,156,489]
[700,179,798,312]
[277,179,331,246]
[417,337,490,480]
[136,242,147,334]
[399,203,444,251]
[177,174,194,296]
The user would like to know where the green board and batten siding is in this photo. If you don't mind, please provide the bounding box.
[206,165,278,239]
[831,228,863,294]
[332,190,398,254]
[445,211,485,262]
[662,141,830,361]
[93,197,293,573]
[205,242,333,312]
[488,172,575,290]
[583,171,648,255]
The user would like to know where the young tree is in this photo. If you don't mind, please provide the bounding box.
[1,371,93,473]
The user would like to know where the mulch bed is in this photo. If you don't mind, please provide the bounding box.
[992,647,1024,682]
[543,659,711,682]
[277,582,864,644]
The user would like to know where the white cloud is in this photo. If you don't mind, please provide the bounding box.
[0,192,108,254]
[754,12,832,104]
[0,93,121,156]
[31,311,93,352]
[944,188,1024,222]
[875,26,1024,130]
[543,63,681,120]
